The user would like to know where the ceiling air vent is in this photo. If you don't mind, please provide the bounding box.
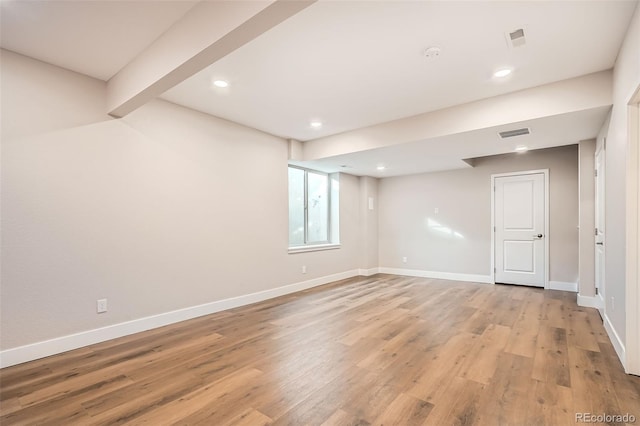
[506,28,526,48]
[499,128,530,139]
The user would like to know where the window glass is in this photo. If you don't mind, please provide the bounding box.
[288,166,337,248]
[306,171,329,243]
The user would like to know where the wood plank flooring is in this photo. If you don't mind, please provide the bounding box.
[1,274,639,425]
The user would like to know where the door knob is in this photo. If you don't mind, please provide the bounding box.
[596,242,604,245]
[534,234,543,239]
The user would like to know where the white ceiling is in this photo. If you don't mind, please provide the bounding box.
[0,0,636,177]
[0,0,196,80]
[161,0,636,141]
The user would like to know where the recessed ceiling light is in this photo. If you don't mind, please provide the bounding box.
[213,80,229,88]
[377,165,386,171]
[515,145,528,152]
[493,68,512,78]
[310,121,323,128]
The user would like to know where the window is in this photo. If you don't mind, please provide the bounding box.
[288,166,339,250]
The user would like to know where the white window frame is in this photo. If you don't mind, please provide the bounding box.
[288,166,340,253]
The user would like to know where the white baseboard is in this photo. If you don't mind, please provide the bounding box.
[577,294,604,309]
[603,313,626,367]
[0,269,361,368]
[378,267,493,284]
[576,298,626,370]
[358,267,380,276]
[549,281,578,292]
[0,268,595,369]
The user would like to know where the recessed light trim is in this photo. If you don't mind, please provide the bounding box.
[514,145,529,152]
[310,121,323,128]
[376,165,386,171]
[493,68,512,78]
[213,80,229,88]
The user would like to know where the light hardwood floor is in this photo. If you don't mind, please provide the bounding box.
[1,274,639,425]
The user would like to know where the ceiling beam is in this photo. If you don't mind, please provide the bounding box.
[302,70,613,161]
[107,0,316,118]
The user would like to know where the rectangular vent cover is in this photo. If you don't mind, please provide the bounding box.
[499,128,530,139]
[509,29,525,41]
[506,28,526,48]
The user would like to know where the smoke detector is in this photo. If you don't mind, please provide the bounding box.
[424,47,442,59]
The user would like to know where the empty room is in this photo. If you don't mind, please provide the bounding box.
[1,0,640,424]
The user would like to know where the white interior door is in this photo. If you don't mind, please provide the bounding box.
[494,173,546,287]
[595,146,605,312]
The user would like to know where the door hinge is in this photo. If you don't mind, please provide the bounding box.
[595,288,599,295]
[494,226,496,232]
[494,267,496,273]
[594,169,598,177]
[595,227,598,236]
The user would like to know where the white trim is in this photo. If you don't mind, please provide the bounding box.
[625,86,640,375]
[358,267,380,276]
[378,267,493,284]
[491,173,496,282]
[0,267,609,369]
[490,169,550,179]
[597,293,606,318]
[0,269,360,368]
[288,243,341,254]
[604,312,626,367]
[594,144,607,321]
[544,170,550,289]
[548,281,578,292]
[577,294,604,309]
[490,169,550,288]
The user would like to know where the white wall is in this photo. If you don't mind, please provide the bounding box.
[0,50,362,351]
[358,177,379,271]
[378,145,579,284]
[578,139,596,298]
[599,3,640,348]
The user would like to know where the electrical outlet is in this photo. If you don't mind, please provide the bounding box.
[434,208,439,214]
[611,296,615,311]
[402,257,407,263]
[97,299,108,313]
[302,265,307,274]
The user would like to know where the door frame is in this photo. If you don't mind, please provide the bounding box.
[625,85,640,375]
[595,145,606,312]
[491,169,550,288]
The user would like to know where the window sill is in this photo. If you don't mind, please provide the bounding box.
[288,244,341,254]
